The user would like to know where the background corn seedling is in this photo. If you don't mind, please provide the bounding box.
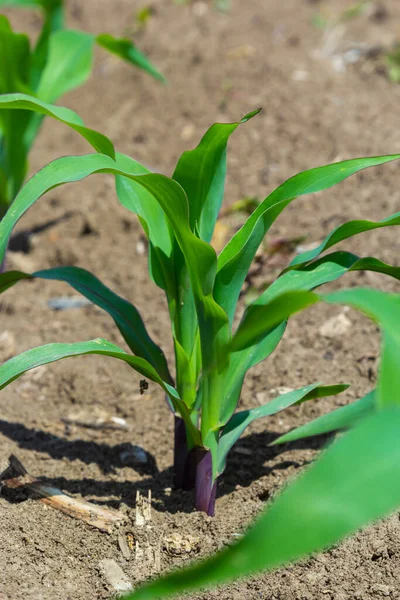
[0,95,399,518]
[0,0,163,220]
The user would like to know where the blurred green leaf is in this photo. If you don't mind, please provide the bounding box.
[96,33,165,82]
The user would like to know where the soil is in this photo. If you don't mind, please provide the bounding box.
[1,0,400,598]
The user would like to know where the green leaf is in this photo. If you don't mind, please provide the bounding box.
[115,153,175,300]
[0,0,41,6]
[0,152,228,395]
[172,109,260,243]
[220,251,400,427]
[0,338,176,396]
[288,213,400,269]
[273,389,376,445]
[215,154,400,323]
[0,93,115,158]
[218,322,286,427]
[0,336,201,446]
[217,383,348,475]
[0,18,33,206]
[230,290,319,353]
[96,33,165,82]
[255,251,400,307]
[230,287,400,413]
[323,289,400,410]
[35,29,94,103]
[0,267,172,383]
[125,409,400,599]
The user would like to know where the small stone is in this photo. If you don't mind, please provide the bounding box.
[192,1,208,17]
[119,445,148,466]
[180,123,196,141]
[319,313,351,338]
[98,559,132,594]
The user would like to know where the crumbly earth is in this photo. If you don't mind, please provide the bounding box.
[0,1,400,598]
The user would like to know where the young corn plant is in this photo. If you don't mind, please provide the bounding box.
[0,95,399,516]
[0,0,163,219]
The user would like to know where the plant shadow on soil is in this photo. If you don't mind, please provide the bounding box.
[0,418,327,514]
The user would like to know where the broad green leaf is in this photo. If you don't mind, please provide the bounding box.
[273,389,375,445]
[172,109,260,243]
[0,93,115,158]
[0,0,41,6]
[255,251,400,307]
[215,154,400,323]
[0,337,201,445]
[35,30,93,103]
[115,153,176,301]
[230,290,319,353]
[217,383,348,475]
[126,409,400,599]
[30,0,64,89]
[0,18,33,206]
[231,288,400,411]
[0,267,172,383]
[96,33,165,82]
[0,153,228,408]
[0,338,175,395]
[288,213,400,269]
[220,252,400,427]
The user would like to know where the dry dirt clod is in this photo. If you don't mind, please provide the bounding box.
[163,532,201,556]
[0,331,16,361]
[118,533,132,560]
[319,312,352,338]
[98,559,132,595]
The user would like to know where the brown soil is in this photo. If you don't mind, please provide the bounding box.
[1,0,400,598]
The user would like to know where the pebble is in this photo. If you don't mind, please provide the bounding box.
[119,445,148,465]
[319,313,351,338]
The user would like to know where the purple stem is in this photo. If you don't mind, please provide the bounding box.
[195,448,217,517]
[173,415,197,491]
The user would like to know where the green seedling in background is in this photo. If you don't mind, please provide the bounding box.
[0,0,163,220]
[385,44,400,83]
[0,95,399,519]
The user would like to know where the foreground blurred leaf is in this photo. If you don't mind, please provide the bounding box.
[96,33,165,81]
